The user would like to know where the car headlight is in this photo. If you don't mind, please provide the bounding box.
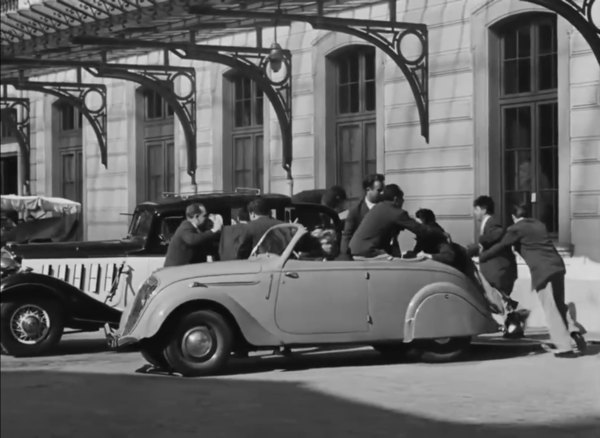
[138,275,160,307]
[122,275,160,336]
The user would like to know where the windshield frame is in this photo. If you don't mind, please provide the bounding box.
[251,223,305,260]
[126,208,154,240]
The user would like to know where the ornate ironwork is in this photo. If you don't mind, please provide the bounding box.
[71,35,293,180]
[85,63,198,185]
[521,0,600,64]
[3,78,108,168]
[0,96,31,194]
[189,6,429,142]
[2,57,197,184]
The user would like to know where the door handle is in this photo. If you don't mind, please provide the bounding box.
[284,271,299,279]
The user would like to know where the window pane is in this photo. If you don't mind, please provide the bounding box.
[518,58,531,92]
[234,136,253,188]
[539,102,557,147]
[504,106,531,150]
[255,135,263,190]
[365,122,376,175]
[349,53,359,82]
[517,26,530,57]
[365,50,375,81]
[365,81,375,112]
[538,54,557,90]
[503,31,517,60]
[166,142,175,193]
[338,124,362,200]
[503,60,518,95]
[339,84,349,114]
[255,90,263,126]
[538,22,555,54]
[349,83,359,113]
[147,142,164,201]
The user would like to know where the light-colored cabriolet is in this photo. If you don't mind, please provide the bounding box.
[111,224,499,376]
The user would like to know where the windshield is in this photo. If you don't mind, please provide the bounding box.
[127,209,154,239]
[253,225,298,257]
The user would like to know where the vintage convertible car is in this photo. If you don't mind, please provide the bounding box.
[1,193,339,357]
[111,223,499,377]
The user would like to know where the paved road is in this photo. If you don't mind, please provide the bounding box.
[1,332,599,438]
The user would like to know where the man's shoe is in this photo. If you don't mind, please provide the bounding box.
[554,350,580,358]
[570,332,587,354]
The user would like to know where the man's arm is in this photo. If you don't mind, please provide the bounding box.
[479,219,505,248]
[180,228,217,247]
[431,242,456,265]
[479,227,520,262]
[339,207,358,256]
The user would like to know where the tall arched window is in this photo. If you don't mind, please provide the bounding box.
[54,101,83,205]
[491,14,558,234]
[140,88,174,201]
[329,46,376,201]
[223,74,264,191]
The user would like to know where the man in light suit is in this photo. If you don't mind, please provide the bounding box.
[467,196,518,315]
[339,173,385,258]
[164,203,223,267]
[479,203,587,357]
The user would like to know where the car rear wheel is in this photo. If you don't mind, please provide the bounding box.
[140,342,172,371]
[0,300,64,357]
[163,310,233,377]
[416,336,471,363]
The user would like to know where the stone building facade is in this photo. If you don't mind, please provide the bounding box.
[1,0,599,261]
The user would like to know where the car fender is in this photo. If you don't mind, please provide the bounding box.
[0,272,121,326]
[125,286,280,346]
[403,281,498,342]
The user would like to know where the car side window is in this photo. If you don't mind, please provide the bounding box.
[159,216,184,244]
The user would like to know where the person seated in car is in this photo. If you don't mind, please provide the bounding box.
[349,184,444,259]
[410,208,475,277]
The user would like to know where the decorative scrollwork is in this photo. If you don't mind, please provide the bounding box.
[5,80,108,169]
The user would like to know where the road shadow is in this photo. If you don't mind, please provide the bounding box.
[134,342,545,378]
[1,370,598,438]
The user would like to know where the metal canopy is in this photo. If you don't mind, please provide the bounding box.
[69,35,293,181]
[520,0,600,65]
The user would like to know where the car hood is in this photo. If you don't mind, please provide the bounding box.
[6,238,146,259]
[154,258,265,285]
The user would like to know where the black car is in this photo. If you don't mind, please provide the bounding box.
[0,192,340,357]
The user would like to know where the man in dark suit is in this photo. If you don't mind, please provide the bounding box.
[479,204,586,357]
[467,196,518,313]
[236,198,284,259]
[349,184,442,258]
[164,203,223,267]
[292,185,348,212]
[339,173,385,258]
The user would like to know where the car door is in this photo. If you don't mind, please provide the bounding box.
[274,258,369,335]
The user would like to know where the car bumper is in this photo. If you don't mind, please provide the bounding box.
[103,323,138,349]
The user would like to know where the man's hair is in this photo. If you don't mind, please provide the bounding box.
[415,208,436,225]
[362,173,385,191]
[185,203,206,219]
[236,206,250,222]
[381,184,404,202]
[247,197,271,216]
[512,203,529,219]
[473,195,495,215]
[321,185,347,210]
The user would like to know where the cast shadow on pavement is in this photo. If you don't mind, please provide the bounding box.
[1,370,598,438]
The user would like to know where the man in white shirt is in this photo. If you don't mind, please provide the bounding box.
[468,196,518,322]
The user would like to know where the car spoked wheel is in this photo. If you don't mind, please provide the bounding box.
[417,336,471,363]
[10,304,51,345]
[163,310,233,377]
[0,300,64,357]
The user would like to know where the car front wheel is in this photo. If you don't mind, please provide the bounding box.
[0,300,64,357]
[163,310,233,377]
[416,336,471,363]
